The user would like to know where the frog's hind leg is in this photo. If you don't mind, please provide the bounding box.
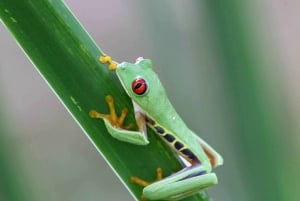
[142,165,217,201]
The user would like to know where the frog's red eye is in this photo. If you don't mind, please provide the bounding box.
[132,78,148,95]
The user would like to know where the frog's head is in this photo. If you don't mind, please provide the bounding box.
[115,57,165,109]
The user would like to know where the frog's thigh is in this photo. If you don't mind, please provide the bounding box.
[143,173,217,201]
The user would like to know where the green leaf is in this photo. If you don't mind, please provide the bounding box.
[0,1,210,201]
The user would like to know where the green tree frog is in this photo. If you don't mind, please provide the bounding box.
[89,55,223,201]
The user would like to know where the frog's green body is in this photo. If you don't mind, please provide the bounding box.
[90,57,223,201]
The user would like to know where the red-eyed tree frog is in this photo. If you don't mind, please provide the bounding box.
[89,56,223,201]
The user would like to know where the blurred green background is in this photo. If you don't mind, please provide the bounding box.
[0,0,299,201]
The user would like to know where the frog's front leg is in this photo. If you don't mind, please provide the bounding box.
[132,164,217,201]
[89,95,149,145]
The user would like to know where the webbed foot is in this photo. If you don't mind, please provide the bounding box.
[89,95,134,129]
[131,168,163,200]
[131,167,163,187]
[99,55,117,71]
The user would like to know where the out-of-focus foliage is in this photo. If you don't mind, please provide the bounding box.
[0,100,36,201]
